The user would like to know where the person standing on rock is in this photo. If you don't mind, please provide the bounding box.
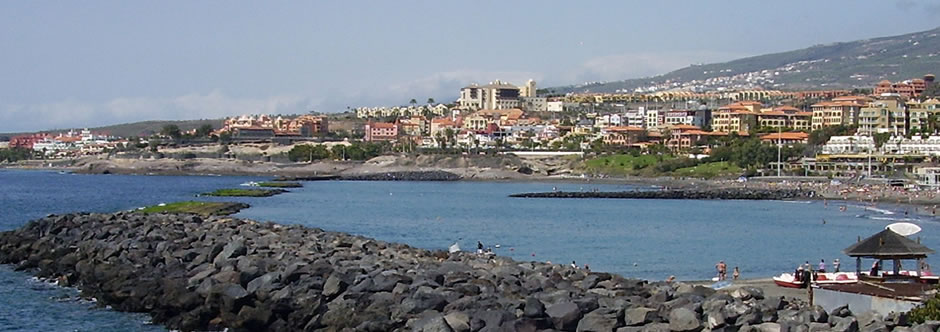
[733,267,740,280]
[716,261,727,281]
[477,241,484,254]
[834,258,840,273]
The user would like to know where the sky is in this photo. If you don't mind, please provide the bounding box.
[2,1,939,133]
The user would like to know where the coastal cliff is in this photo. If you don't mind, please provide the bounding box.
[0,212,915,331]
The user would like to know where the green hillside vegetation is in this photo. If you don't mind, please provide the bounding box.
[202,188,286,197]
[672,161,742,179]
[583,154,668,175]
[551,26,940,94]
[0,119,225,138]
[137,201,249,216]
[582,154,742,179]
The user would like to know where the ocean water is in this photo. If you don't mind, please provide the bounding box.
[0,169,938,331]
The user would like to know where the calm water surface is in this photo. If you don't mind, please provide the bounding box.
[0,169,937,331]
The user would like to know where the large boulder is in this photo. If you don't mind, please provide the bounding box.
[524,296,546,318]
[413,310,455,332]
[832,316,859,332]
[625,307,659,326]
[322,273,347,298]
[444,311,470,332]
[576,308,621,332]
[547,301,583,331]
[668,307,702,332]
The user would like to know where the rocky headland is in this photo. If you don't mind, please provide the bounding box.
[510,189,815,201]
[0,211,923,332]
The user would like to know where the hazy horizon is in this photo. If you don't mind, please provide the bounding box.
[2,1,939,133]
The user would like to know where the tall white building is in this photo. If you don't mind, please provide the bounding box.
[519,79,537,98]
[458,79,535,111]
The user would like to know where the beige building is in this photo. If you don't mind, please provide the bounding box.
[858,97,906,136]
[519,79,537,98]
[810,101,863,130]
[757,106,812,131]
[906,99,940,135]
[712,103,758,133]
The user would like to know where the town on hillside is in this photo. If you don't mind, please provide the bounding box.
[3,74,940,184]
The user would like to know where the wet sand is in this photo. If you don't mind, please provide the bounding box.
[690,278,810,302]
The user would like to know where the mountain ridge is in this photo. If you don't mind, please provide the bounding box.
[550,26,940,94]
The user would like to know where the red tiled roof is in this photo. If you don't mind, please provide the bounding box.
[369,122,397,128]
[760,132,809,141]
[605,126,646,132]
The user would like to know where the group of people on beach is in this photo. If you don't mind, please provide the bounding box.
[715,260,740,281]
[795,258,840,282]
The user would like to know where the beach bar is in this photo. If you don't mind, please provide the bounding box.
[814,229,935,315]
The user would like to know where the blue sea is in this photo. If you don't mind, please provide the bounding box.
[1,169,937,331]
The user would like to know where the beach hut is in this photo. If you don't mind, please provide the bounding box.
[843,229,934,280]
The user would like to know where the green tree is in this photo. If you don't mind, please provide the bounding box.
[409,99,417,106]
[873,132,892,149]
[0,148,33,162]
[427,98,435,104]
[330,145,347,160]
[196,124,214,137]
[288,144,331,162]
[161,124,182,140]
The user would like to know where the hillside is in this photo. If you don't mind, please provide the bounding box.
[0,119,226,139]
[551,26,940,94]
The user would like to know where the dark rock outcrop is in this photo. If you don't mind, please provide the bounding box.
[0,211,913,331]
[340,170,461,181]
[510,188,814,201]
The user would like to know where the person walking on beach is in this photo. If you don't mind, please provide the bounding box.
[733,267,740,280]
[716,261,727,281]
[834,259,840,273]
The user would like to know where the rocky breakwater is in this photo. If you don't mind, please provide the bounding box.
[0,212,921,332]
[341,170,461,181]
[510,188,815,201]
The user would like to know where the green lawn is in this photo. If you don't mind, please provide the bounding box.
[137,201,249,216]
[671,161,742,179]
[202,188,286,197]
[256,182,303,188]
[583,154,674,176]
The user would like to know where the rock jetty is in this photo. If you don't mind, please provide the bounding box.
[0,212,920,332]
[340,170,461,181]
[510,188,814,201]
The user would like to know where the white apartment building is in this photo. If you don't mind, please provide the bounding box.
[821,135,875,154]
[883,136,940,156]
[547,101,564,112]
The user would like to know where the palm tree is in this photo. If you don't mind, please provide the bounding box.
[444,128,456,152]
[427,98,435,105]
[409,99,417,106]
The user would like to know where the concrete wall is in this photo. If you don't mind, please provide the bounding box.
[815,288,919,316]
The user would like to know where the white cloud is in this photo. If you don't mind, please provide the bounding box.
[0,91,319,133]
[566,51,747,83]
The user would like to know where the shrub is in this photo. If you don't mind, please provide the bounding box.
[910,293,940,324]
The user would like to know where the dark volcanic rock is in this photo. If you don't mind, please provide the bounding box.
[0,211,903,332]
[341,170,461,181]
[509,188,814,201]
